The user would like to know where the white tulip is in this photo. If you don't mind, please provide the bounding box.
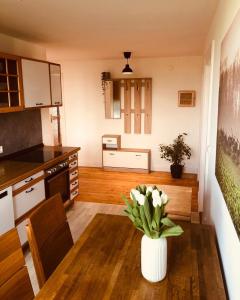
[130,189,140,200]
[161,192,168,204]
[152,189,160,199]
[146,186,153,193]
[136,194,145,205]
[153,196,162,207]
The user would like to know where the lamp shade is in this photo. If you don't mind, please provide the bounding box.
[122,64,133,74]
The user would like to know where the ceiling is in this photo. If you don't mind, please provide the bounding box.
[0,0,219,59]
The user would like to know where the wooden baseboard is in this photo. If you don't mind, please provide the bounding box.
[103,167,149,173]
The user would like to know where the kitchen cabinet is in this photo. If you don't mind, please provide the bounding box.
[0,53,24,113]
[0,186,14,234]
[50,63,62,106]
[21,58,51,108]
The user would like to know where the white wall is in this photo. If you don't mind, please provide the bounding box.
[48,56,203,173]
[202,1,240,299]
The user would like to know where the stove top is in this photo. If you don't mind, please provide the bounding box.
[12,148,64,163]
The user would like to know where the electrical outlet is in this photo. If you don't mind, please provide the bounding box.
[0,146,3,154]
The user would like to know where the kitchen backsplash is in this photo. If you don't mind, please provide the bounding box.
[0,110,43,157]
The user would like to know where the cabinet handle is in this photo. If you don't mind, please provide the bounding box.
[72,171,78,176]
[107,140,112,143]
[72,181,78,186]
[36,102,43,106]
[26,187,34,193]
[109,153,115,156]
[72,190,78,196]
[135,154,142,157]
[54,101,61,104]
[25,177,33,183]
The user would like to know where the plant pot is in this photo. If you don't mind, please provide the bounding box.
[141,235,167,282]
[170,164,183,178]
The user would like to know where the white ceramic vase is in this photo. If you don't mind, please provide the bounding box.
[141,234,167,282]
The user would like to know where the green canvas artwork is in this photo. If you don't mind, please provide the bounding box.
[215,9,240,238]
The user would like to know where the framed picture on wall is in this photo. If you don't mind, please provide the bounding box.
[215,9,240,239]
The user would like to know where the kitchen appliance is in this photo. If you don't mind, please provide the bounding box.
[0,186,14,234]
[45,160,69,203]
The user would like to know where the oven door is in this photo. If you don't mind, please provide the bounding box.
[45,168,70,203]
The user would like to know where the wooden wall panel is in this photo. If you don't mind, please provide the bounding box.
[124,80,131,133]
[104,81,113,119]
[144,79,152,134]
[134,80,142,134]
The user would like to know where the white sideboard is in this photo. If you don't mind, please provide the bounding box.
[102,134,151,173]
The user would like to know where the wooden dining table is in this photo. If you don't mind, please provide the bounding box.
[35,214,226,299]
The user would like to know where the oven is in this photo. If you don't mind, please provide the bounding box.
[45,160,69,203]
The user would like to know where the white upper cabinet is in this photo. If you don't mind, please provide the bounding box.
[50,63,62,106]
[21,59,51,107]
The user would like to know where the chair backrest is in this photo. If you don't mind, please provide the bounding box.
[27,193,74,288]
[0,228,34,300]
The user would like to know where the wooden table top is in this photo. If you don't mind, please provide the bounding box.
[35,214,226,300]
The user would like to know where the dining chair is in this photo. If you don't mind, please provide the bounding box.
[26,193,74,288]
[0,228,34,300]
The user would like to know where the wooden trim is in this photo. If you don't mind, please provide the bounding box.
[15,199,46,226]
[103,167,149,173]
[144,78,152,134]
[134,79,141,134]
[124,80,131,133]
[13,175,45,197]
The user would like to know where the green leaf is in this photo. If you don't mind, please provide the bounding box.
[132,207,139,218]
[161,217,176,227]
[153,205,161,228]
[144,198,152,230]
[140,205,151,237]
[152,219,157,230]
[160,225,184,238]
[121,194,133,213]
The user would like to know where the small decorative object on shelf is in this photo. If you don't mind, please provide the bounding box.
[101,72,111,94]
[159,133,191,178]
[122,185,183,282]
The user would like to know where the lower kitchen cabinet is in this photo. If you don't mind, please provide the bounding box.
[0,186,14,235]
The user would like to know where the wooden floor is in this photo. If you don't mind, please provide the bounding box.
[77,167,199,211]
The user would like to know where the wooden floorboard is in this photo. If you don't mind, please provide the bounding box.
[77,167,199,211]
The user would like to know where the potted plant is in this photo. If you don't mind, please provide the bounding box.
[122,185,183,282]
[159,133,191,178]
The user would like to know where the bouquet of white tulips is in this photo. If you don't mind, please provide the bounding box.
[122,185,183,239]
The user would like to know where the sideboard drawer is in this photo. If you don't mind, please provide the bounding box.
[70,179,79,191]
[103,150,149,170]
[13,179,45,219]
[102,137,118,145]
[69,153,78,161]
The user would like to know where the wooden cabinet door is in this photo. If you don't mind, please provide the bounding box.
[22,59,51,108]
[50,63,62,106]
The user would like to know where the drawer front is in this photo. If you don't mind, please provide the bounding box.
[16,219,28,246]
[0,186,14,235]
[13,180,45,219]
[13,170,44,191]
[70,179,79,191]
[69,169,78,181]
[103,151,119,167]
[69,159,78,169]
[102,137,117,145]
[103,151,148,169]
[69,153,78,161]
[70,189,79,200]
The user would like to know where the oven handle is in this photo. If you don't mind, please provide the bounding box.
[45,166,69,181]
